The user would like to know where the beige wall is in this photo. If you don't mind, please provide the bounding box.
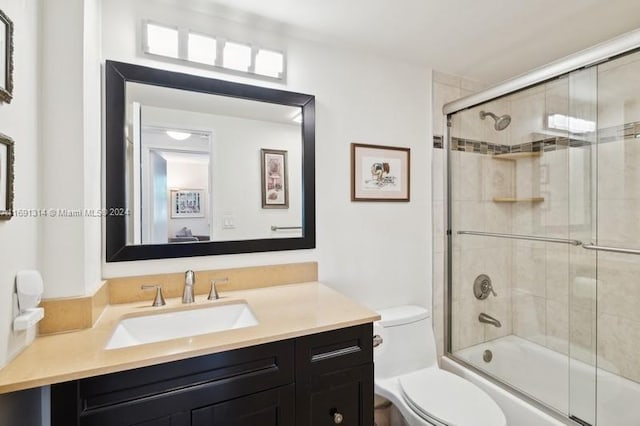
[431,71,486,358]
[595,51,640,383]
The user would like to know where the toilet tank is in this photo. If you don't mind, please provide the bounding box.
[373,305,438,379]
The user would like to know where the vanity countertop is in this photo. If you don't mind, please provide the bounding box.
[0,282,380,394]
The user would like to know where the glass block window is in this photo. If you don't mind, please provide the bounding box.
[145,23,178,58]
[188,33,217,65]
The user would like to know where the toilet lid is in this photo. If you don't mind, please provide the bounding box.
[399,368,506,426]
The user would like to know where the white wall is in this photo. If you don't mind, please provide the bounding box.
[39,0,102,298]
[99,0,432,310]
[0,0,40,368]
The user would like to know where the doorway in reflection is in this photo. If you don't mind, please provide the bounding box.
[141,128,212,245]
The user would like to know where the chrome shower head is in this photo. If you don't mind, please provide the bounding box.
[480,110,511,131]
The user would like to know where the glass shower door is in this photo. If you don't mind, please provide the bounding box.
[591,50,640,426]
[566,65,598,426]
[447,49,640,424]
[447,78,579,418]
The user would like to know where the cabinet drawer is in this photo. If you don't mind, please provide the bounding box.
[296,324,373,375]
[79,340,293,410]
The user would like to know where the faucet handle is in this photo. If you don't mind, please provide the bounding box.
[208,278,229,300]
[185,270,195,286]
[141,285,166,307]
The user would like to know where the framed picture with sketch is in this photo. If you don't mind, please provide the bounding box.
[170,189,205,218]
[351,143,410,202]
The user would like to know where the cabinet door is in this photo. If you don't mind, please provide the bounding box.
[308,364,374,426]
[191,384,294,426]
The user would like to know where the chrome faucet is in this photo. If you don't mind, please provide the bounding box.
[183,270,195,304]
[478,312,502,328]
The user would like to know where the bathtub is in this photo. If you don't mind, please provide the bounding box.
[444,335,640,426]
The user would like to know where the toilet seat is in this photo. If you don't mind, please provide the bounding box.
[399,368,506,426]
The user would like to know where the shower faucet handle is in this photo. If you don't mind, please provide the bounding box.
[487,283,497,297]
[474,274,497,299]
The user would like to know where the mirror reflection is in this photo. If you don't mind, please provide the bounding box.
[125,83,303,245]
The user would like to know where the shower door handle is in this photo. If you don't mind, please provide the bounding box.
[582,243,640,255]
[457,230,582,246]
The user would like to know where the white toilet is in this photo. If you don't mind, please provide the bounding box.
[374,305,506,426]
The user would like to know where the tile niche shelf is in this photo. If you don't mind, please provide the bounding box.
[491,151,542,160]
[491,150,545,203]
[492,197,545,203]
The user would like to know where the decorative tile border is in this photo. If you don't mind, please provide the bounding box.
[599,121,640,143]
[434,121,640,152]
[435,135,595,153]
[449,137,510,154]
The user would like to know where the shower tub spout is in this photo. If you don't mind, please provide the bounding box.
[479,313,502,328]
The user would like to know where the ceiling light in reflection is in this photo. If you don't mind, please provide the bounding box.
[547,114,596,134]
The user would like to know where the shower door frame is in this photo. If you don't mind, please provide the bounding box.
[442,28,640,425]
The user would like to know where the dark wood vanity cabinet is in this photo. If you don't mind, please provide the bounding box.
[51,324,373,426]
[296,325,374,426]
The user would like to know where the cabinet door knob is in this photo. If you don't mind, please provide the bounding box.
[333,412,343,424]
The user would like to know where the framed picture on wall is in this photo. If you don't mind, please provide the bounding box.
[170,189,205,218]
[351,143,410,202]
[261,148,289,209]
[0,133,14,220]
[0,9,14,104]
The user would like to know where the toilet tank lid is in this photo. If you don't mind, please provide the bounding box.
[375,305,430,327]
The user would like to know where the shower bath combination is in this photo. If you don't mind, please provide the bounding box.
[447,42,640,426]
[479,110,511,130]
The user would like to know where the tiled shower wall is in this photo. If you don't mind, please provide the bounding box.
[434,54,640,385]
[431,71,486,357]
[594,54,640,383]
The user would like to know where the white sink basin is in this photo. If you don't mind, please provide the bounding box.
[105,302,258,350]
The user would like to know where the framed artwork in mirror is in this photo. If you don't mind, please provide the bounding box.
[170,189,205,218]
[0,9,13,104]
[261,148,289,208]
[0,133,14,220]
[351,143,410,202]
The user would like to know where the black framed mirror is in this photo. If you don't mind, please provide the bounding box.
[105,60,315,262]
